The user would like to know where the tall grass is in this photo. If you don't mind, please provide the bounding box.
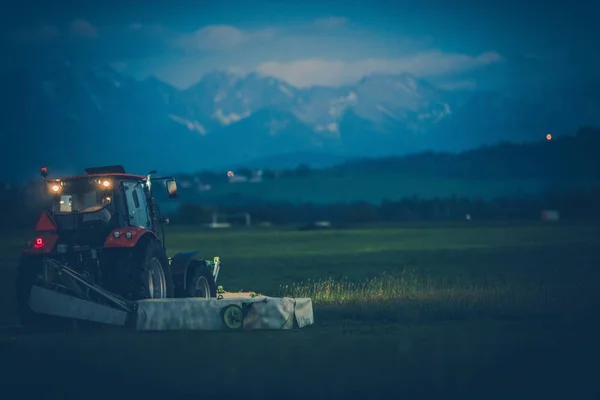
[278,270,595,324]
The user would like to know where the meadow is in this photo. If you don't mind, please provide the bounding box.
[0,222,599,398]
[174,173,599,205]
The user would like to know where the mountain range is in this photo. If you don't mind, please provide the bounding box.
[3,60,600,181]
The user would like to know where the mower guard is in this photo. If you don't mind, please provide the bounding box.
[134,295,314,331]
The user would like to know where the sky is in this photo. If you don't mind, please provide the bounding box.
[2,0,599,91]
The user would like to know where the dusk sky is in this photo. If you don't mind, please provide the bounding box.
[2,0,598,90]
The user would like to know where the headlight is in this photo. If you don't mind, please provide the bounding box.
[46,181,62,194]
[95,178,112,188]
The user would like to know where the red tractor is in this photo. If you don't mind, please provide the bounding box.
[16,165,220,330]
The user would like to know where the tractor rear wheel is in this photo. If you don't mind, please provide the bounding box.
[126,240,174,300]
[15,256,71,332]
[185,260,217,298]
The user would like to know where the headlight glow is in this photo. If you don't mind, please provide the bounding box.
[47,181,62,194]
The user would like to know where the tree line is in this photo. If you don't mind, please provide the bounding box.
[172,187,600,226]
[1,181,598,229]
[329,127,600,181]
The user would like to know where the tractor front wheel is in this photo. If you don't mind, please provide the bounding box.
[186,260,217,298]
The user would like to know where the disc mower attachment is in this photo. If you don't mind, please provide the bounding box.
[133,294,314,331]
[25,254,314,332]
[26,259,314,331]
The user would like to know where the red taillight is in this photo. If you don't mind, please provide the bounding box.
[34,237,45,249]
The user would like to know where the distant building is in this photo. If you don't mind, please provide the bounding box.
[249,170,263,183]
[541,209,560,221]
[229,176,248,183]
[228,170,264,183]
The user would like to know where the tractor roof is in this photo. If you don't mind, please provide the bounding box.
[85,165,126,174]
[49,165,146,181]
[51,173,147,181]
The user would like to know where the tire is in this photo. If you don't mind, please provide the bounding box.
[185,260,217,298]
[125,239,174,300]
[15,256,71,332]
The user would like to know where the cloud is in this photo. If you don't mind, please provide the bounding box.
[314,17,348,29]
[438,80,477,91]
[173,25,276,52]
[256,51,504,87]
[69,19,98,38]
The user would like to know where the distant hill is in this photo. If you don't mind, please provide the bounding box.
[227,150,354,170]
[329,126,600,181]
[168,127,600,205]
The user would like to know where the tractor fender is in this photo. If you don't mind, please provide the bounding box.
[104,227,159,248]
[169,250,200,294]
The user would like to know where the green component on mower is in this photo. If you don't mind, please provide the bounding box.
[221,304,244,330]
[206,256,220,273]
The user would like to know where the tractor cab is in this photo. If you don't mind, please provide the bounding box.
[38,165,179,243]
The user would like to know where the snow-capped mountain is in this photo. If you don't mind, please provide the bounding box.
[2,60,599,181]
[167,71,454,137]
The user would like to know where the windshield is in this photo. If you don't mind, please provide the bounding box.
[51,179,113,214]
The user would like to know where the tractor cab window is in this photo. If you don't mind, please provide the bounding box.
[122,181,152,229]
[53,188,112,214]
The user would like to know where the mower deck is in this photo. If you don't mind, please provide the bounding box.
[28,285,314,331]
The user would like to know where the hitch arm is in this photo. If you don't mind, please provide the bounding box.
[45,258,134,313]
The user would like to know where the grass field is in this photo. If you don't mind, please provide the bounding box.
[175,173,599,204]
[1,222,599,398]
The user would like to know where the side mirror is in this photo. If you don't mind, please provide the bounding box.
[166,179,179,199]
